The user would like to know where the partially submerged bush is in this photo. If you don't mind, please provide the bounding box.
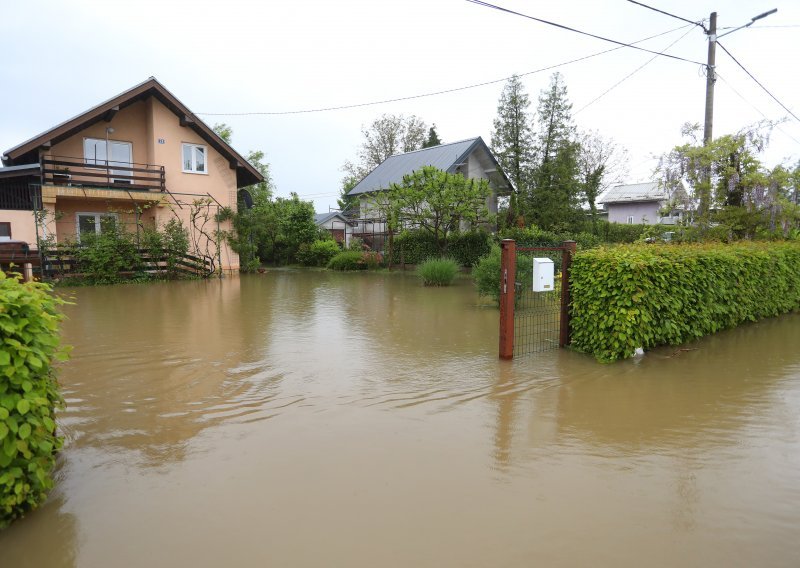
[297,240,341,267]
[327,251,368,271]
[570,242,800,362]
[0,273,67,528]
[417,258,459,286]
[471,246,533,304]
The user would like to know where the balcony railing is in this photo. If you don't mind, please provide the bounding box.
[41,156,165,192]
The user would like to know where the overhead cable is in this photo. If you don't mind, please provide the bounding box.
[717,41,800,123]
[575,25,697,115]
[626,0,705,30]
[197,24,692,117]
[464,0,705,65]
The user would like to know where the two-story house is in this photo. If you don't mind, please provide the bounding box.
[0,77,263,272]
[599,182,684,226]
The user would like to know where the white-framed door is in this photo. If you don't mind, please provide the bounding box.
[109,141,132,183]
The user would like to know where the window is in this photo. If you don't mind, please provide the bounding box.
[76,213,117,242]
[627,216,634,224]
[0,222,10,238]
[84,138,107,166]
[182,143,206,174]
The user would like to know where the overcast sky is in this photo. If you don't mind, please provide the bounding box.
[2,0,798,212]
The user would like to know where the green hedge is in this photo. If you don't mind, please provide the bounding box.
[297,239,341,267]
[0,273,67,528]
[390,230,491,267]
[472,246,533,305]
[569,242,800,362]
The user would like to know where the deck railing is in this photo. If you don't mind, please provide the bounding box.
[41,156,165,192]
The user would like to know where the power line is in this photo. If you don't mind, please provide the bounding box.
[464,0,705,65]
[716,72,800,146]
[574,25,696,115]
[626,0,705,29]
[717,41,800,123]
[197,24,692,117]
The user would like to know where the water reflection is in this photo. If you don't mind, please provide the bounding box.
[1,272,798,567]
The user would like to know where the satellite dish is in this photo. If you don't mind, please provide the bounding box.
[239,189,254,209]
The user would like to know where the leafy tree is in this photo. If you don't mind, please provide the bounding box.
[526,73,582,230]
[342,113,429,182]
[390,166,492,254]
[491,75,535,222]
[212,122,233,144]
[422,125,442,148]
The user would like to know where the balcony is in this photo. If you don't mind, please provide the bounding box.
[41,156,165,192]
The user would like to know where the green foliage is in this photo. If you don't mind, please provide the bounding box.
[590,220,650,244]
[471,246,532,304]
[76,222,140,284]
[421,125,442,148]
[0,273,67,528]
[297,240,342,267]
[417,258,459,286]
[327,250,369,271]
[389,166,492,253]
[570,242,800,362]
[390,230,491,266]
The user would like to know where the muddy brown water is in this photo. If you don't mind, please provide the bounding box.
[2,270,799,567]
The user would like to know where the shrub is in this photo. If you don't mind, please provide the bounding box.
[390,229,492,266]
[327,251,368,271]
[297,239,341,267]
[417,258,459,286]
[75,223,140,284]
[570,242,800,362]
[472,246,533,304]
[0,273,67,528]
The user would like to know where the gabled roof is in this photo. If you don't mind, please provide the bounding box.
[599,182,666,205]
[346,137,512,196]
[314,211,349,225]
[1,77,263,188]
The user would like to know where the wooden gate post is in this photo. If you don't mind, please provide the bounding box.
[559,240,577,348]
[499,239,516,359]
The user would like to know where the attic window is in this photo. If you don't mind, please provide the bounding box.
[182,143,206,174]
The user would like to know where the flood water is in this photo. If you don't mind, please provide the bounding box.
[2,270,799,567]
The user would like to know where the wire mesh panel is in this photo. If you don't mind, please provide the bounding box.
[513,249,563,356]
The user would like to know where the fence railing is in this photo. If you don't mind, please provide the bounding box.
[41,247,214,279]
[0,181,42,210]
[41,156,165,192]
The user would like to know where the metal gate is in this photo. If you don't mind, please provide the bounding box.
[499,239,576,359]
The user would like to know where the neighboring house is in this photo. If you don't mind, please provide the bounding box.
[314,211,353,247]
[599,182,683,225]
[0,77,263,272]
[345,137,513,249]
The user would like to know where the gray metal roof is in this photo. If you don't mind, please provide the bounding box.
[599,182,666,204]
[314,212,348,225]
[346,137,508,196]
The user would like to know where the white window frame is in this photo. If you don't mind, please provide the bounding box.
[75,212,118,243]
[182,143,208,174]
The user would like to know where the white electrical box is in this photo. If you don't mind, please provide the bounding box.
[532,258,554,292]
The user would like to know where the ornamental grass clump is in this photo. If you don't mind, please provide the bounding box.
[417,257,459,286]
[0,272,68,528]
[327,250,368,271]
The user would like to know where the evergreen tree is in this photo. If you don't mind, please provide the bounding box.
[527,73,582,230]
[422,125,442,148]
[491,75,535,223]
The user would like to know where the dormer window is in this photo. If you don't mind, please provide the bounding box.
[182,143,207,174]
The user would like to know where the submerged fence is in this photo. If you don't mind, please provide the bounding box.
[499,240,576,359]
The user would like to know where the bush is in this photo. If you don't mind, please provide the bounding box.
[327,251,368,271]
[590,220,651,243]
[390,229,492,266]
[0,273,67,528]
[570,242,800,362]
[417,258,459,286]
[472,246,533,305]
[297,240,341,267]
[76,223,140,284]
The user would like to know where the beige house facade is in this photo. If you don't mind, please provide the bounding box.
[0,78,263,272]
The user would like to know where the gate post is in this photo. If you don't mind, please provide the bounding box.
[559,240,577,348]
[499,239,516,359]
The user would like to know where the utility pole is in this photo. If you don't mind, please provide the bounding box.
[703,12,717,145]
